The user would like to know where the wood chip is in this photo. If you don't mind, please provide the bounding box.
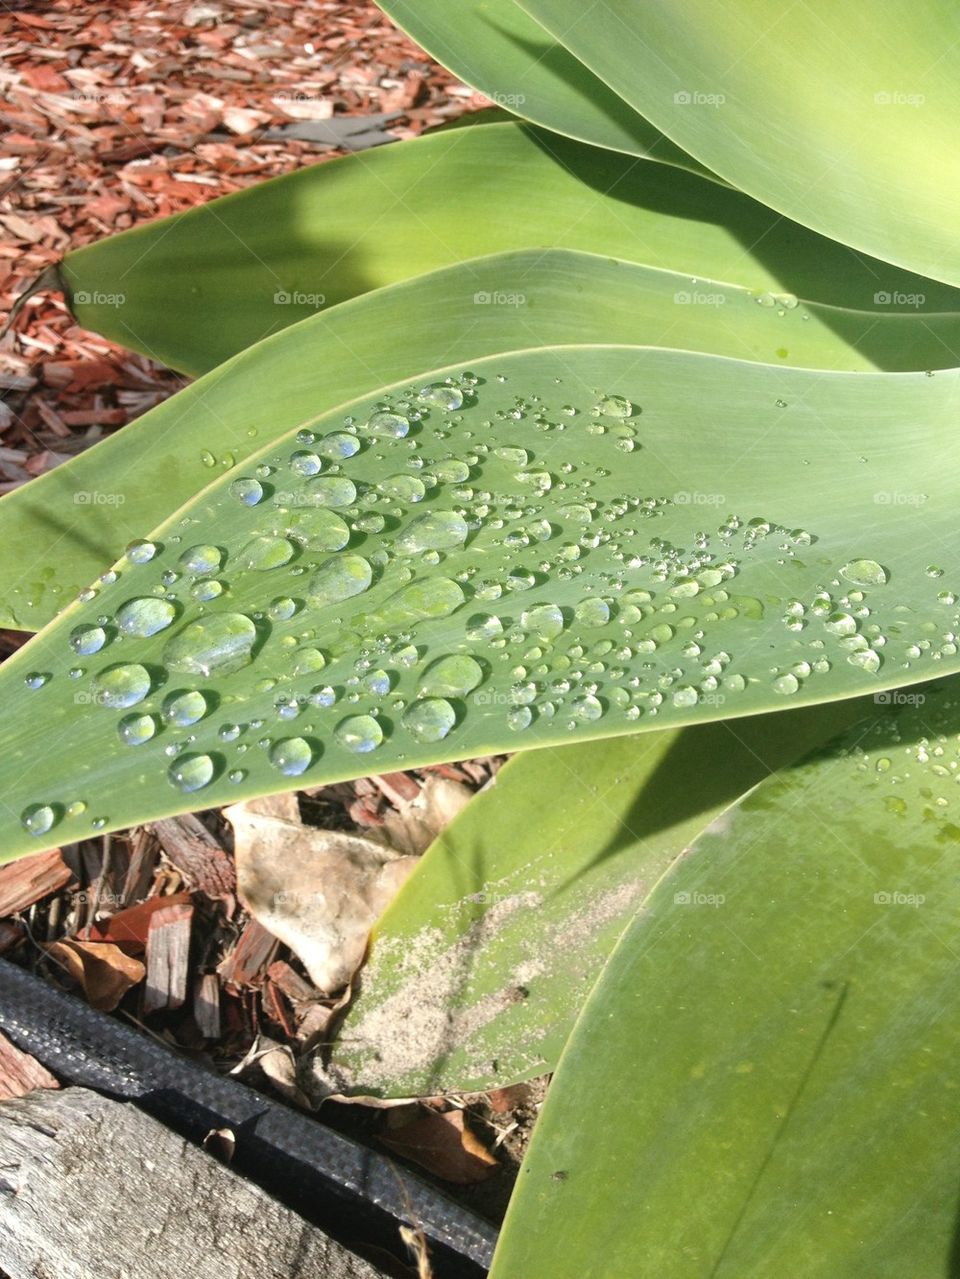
[0,1027,59,1100]
[0,848,74,917]
[143,900,193,1013]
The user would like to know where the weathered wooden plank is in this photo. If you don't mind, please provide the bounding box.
[0,1087,385,1279]
[0,1030,58,1101]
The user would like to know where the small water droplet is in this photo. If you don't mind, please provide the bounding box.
[403,697,456,742]
[118,712,157,746]
[93,663,152,708]
[231,477,264,506]
[21,803,55,836]
[269,736,313,776]
[179,545,222,575]
[418,383,464,411]
[70,624,107,656]
[116,597,176,637]
[126,539,157,564]
[168,754,215,793]
[335,714,383,753]
[162,689,208,728]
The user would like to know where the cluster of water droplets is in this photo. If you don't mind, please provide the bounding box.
[15,367,953,839]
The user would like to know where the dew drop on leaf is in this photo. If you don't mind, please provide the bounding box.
[239,535,294,571]
[419,654,483,697]
[335,714,383,753]
[125,539,158,564]
[418,383,464,411]
[403,697,456,742]
[839,559,888,587]
[230,477,264,506]
[366,410,409,437]
[306,555,373,608]
[269,736,313,776]
[21,803,55,836]
[168,754,215,793]
[179,545,222,575]
[396,511,469,555]
[163,612,257,678]
[93,663,152,708]
[162,690,208,728]
[70,624,107,656]
[520,603,565,641]
[305,476,357,508]
[116,597,176,638]
[117,713,157,746]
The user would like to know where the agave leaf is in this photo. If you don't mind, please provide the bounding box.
[331,697,869,1096]
[61,122,960,375]
[491,680,960,1277]
[521,0,960,288]
[2,343,958,863]
[12,249,959,634]
[374,1,708,169]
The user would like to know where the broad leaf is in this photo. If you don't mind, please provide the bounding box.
[332,698,869,1096]
[522,0,960,287]
[12,248,959,633]
[492,678,960,1277]
[61,123,960,375]
[2,344,958,863]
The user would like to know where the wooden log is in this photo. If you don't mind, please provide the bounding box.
[0,1087,385,1278]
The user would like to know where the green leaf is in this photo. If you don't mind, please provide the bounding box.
[2,343,959,863]
[521,0,960,287]
[374,1,708,169]
[61,122,960,375]
[13,247,959,634]
[332,698,868,1096]
[491,679,960,1278]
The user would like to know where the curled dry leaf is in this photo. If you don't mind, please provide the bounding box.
[374,776,475,858]
[381,1106,499,1184]
[44,939,145,1012]
[226,795,418,994]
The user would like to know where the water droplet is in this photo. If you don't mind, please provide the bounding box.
[572,693,604,721]
[318,431,360,459]
[403,697,456,742]
[419,654,483,697]
[379,473,426,502]
[118,713,156,746]
[772,672,800,695]
[847,648,881,674]
[466,613,503,641]
[179,545,222,575]
[24,672,49,690]
[116,597,176,637]
[574,598,610,627]
[371,578,464,627]
[306,554,373,608]
[520,602,564,641]
[269,736,313,776]
[289,450,323,476]
[396,510,469,555]
[163,612,257,678]
[418,383,463,411]
[70,624,107,656]
[367,410,410,437]
[507,705,533,731]
[335,714,383,753]
[672,686,699,708]
[239,535,294,571]
[93,663,152,708]
[305,476,357,507]
[839,559,888,587]
[231,477,264,506]
[926,565,944,578]
[162,690,208,728]
[269,597,297,621]
[495,446,529,465]
[21,803,55,837]
[293,647,327,675]
[126,539,157,563]
[595,394,633,418]
[168,754,215,793]
[191,579,224,601]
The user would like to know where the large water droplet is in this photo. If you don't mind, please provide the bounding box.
[116,597,176,637]
[305,476,357,507]
[168,754,215,793]
[367,410,409,438]
[179,545,222,575]
[595,394,633,418]
[318,431,360,459]
[163,689,208,727]
[163,612,257,678]
[396,510,469,555]
[335,714,383,753]
[21,803,55,836]
[574,599,610,628]
[306,554,373,608]
[231,477,264,506]
[418,383,464,411]
[239,535,294,571]
[126,539,157,564]
[269,736,313,776]
[379,474,425,502]
[520,602,564,641]
[840,559,888,587]
[372,578,465,627]
[118,712,156,746]
[403,697,456,742]
[419,654,483,698]
[93,663,152,708]
[70,624,107,656]
[284,509,351,551]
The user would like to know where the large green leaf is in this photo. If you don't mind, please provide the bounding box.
[492,678,960,1277]
[521,0,960,288]
[332,698,868,1096]
[60,122,960,375]
[12,248,959,634]
[374,1,707,169]
[2,343,959,863]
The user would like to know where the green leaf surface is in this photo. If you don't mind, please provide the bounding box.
[521,0,960,287]
[332,698,868,1096]
[2,344,959,863]
[374,1,707,169]
[14,246,960,634]
[61,122,960,375]
[492,679,960,1278]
